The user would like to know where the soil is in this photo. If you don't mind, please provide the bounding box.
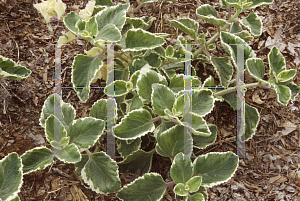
[0,0,300,200]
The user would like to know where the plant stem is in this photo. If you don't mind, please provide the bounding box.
[214,82,265,96]
[151,116,162,122]
[95,47,107,58]
[164,181,176,188]
[85,149,92,158]
[129,1,144,15]
[193,9,241,58]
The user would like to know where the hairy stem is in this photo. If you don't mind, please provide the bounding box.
[164,181,176,188]
[214,82,265,96]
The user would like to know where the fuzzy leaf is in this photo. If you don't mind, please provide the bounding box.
[196,4,228,26]
[156,125,193,158]
[0,55,31,80]
[169,18,199,40]
[92,23,122,42]
[245,103,260,141]
[272,84,291,106]
[190,193,205,201]
[81,152,121,193]
[151,83,176,117]
[67,117,105,151]
[191,89,214,117]
[136,68,167,104]
[55,143,81,163]
[220,31,256,67]
[240,12,262,37]
[72,55,103,102]
[181,113,211,136]
[277,69,297,82]
[114,109,155,140]
[118,149,154,173]
[187,176,202,193]
[170,153,193,184]
[193,125,217,149]
[268,46,286,78]
[125,28,166,51]
[174,183,188,196]
[45,115,67,145]
[116,138,141,159]
[245,0,274,9]
[126,16,156,30]
[95,3,129,31]
[0,153,23,201]
[210,56,233,86]
[193,151,239,187]
[117,173,166,201]
[21,147,54,175]
[89,99,107,121]
[246,58,265,83]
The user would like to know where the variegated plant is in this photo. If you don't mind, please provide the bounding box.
[0,55,31,80]
[2,0,300,201]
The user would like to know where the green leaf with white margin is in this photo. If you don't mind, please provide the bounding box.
[193,124,217,149]
[245,103,260,141]
[272,84,291,106]
[170,153,193,184]
[124,28,166,51]
[105,80,132,97]
[129,59,148,75]
[181,113,211,136]
[196,4,229,26]
[67,117,105,151]
[174,183,188,196]
[190,186,207,201]
[186,176,202,193]
[136,67,168,104]
[89,99,107,121]
[230,22,243,33]
[85,16,98,37]
[0,153,22,201]
[219,0,242,10]
[72,55,103,102]
[246,58,266,84]
[202,75,214,87]
[168,18,199,40]
[129,95,144,112]
[116,173,166,201]
[210,56,233,86]
[151,83,175,117]
[144,53,161,67]
[230,22,254,41]
[51,136,70,149]
[156,125,193,158]
[10,196,20,201]
[169,74,185,94]
[154,121,176,139]
[190,193,205,201]
[95,3,129,31]
[278,81,300,101]
[82,152,121,194]
[95,0,114,6]
[277,69,297,82]
[268,46,286,79]
[92,23,122,43]
[240,12,262,38]
[220,31,256,67]
[0,55,31,80]
[193,151,239,187]
[55,143,81,163]
[191,89,214,117]
[62,103,76,128]
[234,30,254,42]
[126,16,156,30]
[245,0,274,9]
[40,93,73,128]
[114,109,155,140]
[118,149,155,173]
[63,11,81,35]
[116,138,141,159]
[172,93,190,117]
[74,154,89,177]
[45,115,67,144]
[166,45,174,57]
